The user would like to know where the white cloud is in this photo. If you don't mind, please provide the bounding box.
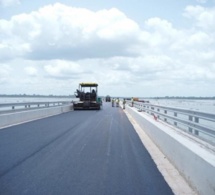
[0,3,140,60]
[24,66,38,76]
[0,3,215,96]
[0,65,12,85]
[183,5,205,19]
[188,31,212,47]
[0,0,20,7]
[44,60,83,79]
[184,5,215,31]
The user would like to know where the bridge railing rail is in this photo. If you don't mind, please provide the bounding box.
[127,101,215,145]
[0,101,72,114]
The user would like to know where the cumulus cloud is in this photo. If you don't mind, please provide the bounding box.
[44,60,83,79]
[184,5,215,31]
[140,17,184,52]
[0,3,215,96]
[0,3,140,60]
[24,66,38,76]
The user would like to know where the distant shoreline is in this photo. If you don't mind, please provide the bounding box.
[0,94,75,98]
[147,96,215,100]
[0,94,214,100]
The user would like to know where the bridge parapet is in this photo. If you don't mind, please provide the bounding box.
[127,101,215,145]
[126,104,215,195]
[0,102,73,128]
[0,101,71,114]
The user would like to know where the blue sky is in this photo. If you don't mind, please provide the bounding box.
[1,0,212,26]
[0,0,215,97]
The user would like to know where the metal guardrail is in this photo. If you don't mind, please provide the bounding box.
[0,101,72,114]
[128,101,215,145]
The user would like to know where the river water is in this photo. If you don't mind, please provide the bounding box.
[0,97,215,114]
[0,97,76,104]
[145,99,215,114]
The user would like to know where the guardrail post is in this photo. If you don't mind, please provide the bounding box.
[189,127,193,133]
[174,112,177,126]
[189,116,193,133]
[147,106,149,114]
[194,117,199,136]
[156,108,160,119]
[194,130,199,136]
[164,110,167,122]
[195,117,199,123]
[142,105,146,112]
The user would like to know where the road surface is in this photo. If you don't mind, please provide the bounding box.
[0,103,173,195]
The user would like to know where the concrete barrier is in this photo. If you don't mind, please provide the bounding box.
[0,104,73,129]
[126,106,215,195]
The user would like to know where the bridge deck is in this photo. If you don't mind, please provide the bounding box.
[0,103,173,195]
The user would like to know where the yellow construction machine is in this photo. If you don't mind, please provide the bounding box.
[73,82,101,110]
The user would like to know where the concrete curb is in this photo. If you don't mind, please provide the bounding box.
[0,104,73,129]
[126,105,215,195]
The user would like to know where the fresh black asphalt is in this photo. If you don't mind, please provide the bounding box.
[0,103,174,195]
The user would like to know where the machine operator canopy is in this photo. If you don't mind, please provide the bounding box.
[79,83,98,87]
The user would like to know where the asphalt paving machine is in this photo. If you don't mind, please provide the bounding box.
[73,82,101,110]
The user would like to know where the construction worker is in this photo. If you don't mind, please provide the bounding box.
[123,98,126,109]
[112,98,115,107]
[116,98,119,107]
[131,97,134,107]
